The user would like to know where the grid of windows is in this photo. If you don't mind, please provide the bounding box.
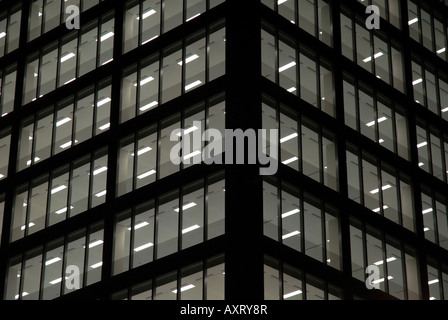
[350,217,420,299]
[261,24,335,117]
[18,79,111,171]
[112,254,225,300]
[123,0,224,52]
[264,255,342,300]
[23,11,115,105]
[11,148,108,242]
[263,178,341,270]
[113,172,225,274]
[340,7,405,92]
[120,21,225,122]
[5,221,104,300]
[1,0,448,301]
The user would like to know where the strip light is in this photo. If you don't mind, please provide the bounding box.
[282,208,300,218]
[412,78,423,86]
[137,170,156,180]
[283,290,302,299]
[282,157,298,165]
[186,13,201,22]
[428,279,439,285]
[90,261,103,269]
[182,224,200,234]
[137,9,156,20]
[97,97,111,107]
[280,133,298,143]
[408,18,418,25]
[374,257,396,266]
[95,190,107,197]
[372,205,389,213]
[89,240,103,248]
[172,284,195,294]
[282,230,300,240]
[128,221,149,231]
[140,101,158,111]
[417,141,427,148]
[185,80,202,91]
[279,61,296,72]
[132,146,152,156]
[370,184,391,194]
[93,166,108,176]
[20,222,35,231]
[177,126,199,137]
[422,208,433,214]
[51,185,67,194]
[0,32,6,39]
[134,76,154,87]
[100,32,114,42]
[175,202,197,212]
[45,257,61,266]
[134,242,154,252]
[183,150,201,160]
[61,52,76,63]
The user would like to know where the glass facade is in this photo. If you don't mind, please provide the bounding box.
[0,0,448,303]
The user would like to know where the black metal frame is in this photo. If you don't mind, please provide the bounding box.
[0,0,448,301]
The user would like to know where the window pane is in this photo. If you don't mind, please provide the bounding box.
[141,0,161,45]
[64,230,85,294]
[28,176,49,236]
[40,44,58,97]
[136,127,157,189]
[34,109,53,163]
[263,181,278,240]
[133,202,155,268]
[154,271,177,300]
[113,210,131,275]
[0,129,11,180]
[209,26,226,81]
[157,191,179,259]
[138,57,159,116]
[54,104,74,155]
[117,136,134,196]
[123,1,139,53]
[163,0,182,33]
[79,23,98,77]
[70,156,90,216]
[42,239,64,300]
[86,223,104,286]
[5,256,22,300]
[185,34,206,93]
[161,43,182,104]
[180,263,203,300]
[304,199,323,262]
[44,0,61,33]
[91,150,108,207]
[22,248,43,300]
[182,183,204,249]
[29,0,43,41]
[159,116,180,179]
[99,17,114,66]
[207,176,225,239]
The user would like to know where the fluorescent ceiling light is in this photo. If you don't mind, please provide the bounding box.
[183,150,201,160]
[177,126,199,137]
[372,276,393,284]
[93,166,108,176]
[185,80,202,91]
[61,52,76,63]
[182,224,200,234]
[278,0,288,4]
[280,133,298,143]
[430,297,436,300]
[99,123,110,131]
[175,202,197,212]
[142,35,159,45]
[64,78,76,85]
[45,257,61,266]
[0,32,6,39]
[95,190,107,198]
[89,240,103,248]
[132,146,152,156]
[408,18,418,25]
[372,205,389,213]
[90,261,103,269]
[424,227,430,232]
[49,278,62,285]
[363,52,384,63]
[128,221,149,231]
[422,208,433,214]
[138,9,156,20]
[178,54,200,66]
[282,208,300,218]
[134,242,154,252]
[140,101,158,111]
[374,257,396,266]
[134,76,155,87]
[51,185,67,194]
[379,139,384,143]
[97,97,111,107]
[60,141,73,149]
[137,170,156,180]
[370,184,391,194]
[287,87,297,93]
[417,141,428,148]
[1,112,8,117]
[412,78,423,86]
[172,284,195,294]
[428,279,439,285]
[0,174,4,179]
[15,292,29,300]
[279,61,296,72]
[282,157,298,165]
[437,47,446,54]
[20,222,35,231]
[442,107,448,113]
[366,117,387,127]
[418,162,424,167]
[56,117,71,127]
[283,290,302,299]
[55,206,73,214]
[26,157,41,166]
[186,13,201,22]
[100,32,114,42]
[282,230,300,240]
[101,58,113,66]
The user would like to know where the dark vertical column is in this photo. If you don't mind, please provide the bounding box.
[0,0,30,299]
[99,0,124,300]
[224,0,264,300]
